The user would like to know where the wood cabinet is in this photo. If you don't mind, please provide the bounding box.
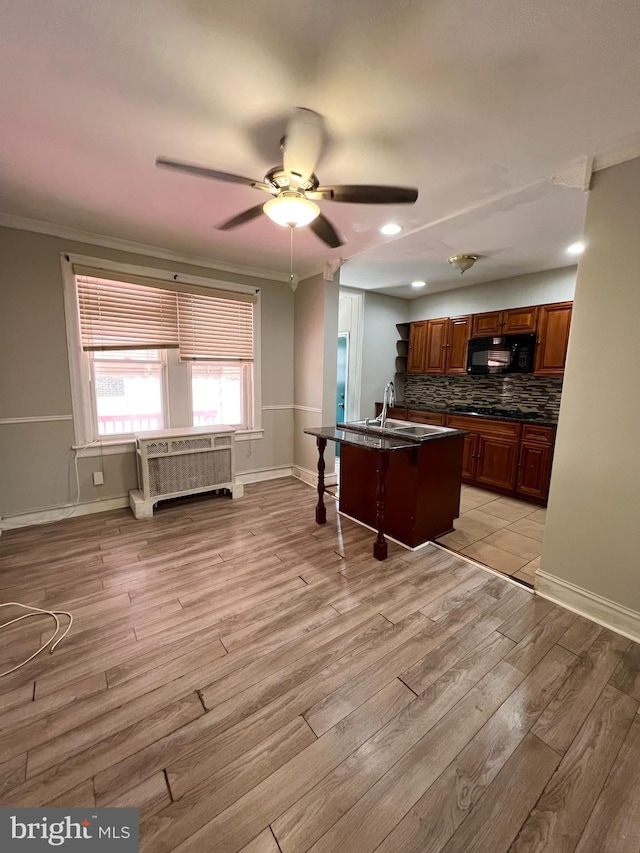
[446,415,521,490]
[446,316,473,373]
[475,434,520,491]
[459,432,478,480]
[369,408,557,503]
[516,424,555,499]
[407,410,447,426]
[407,321,428,373]
[410,315,471,374]
[373,404,408,420]
[338,432,465,548]
[424,318,448,373]
[534,302,573,376]
[471,307,538,337]
[409,301,571,375]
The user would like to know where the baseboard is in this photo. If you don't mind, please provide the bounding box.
[0,496,130,533]
[236,466,294,484]
[0,467,326,534]
[292,465,338,488]
[0,469,296,533]
[536,569,640,644]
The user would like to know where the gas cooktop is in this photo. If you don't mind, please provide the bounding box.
[448,405,543,420]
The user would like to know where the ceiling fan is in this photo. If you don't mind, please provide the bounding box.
[156,108,419,249]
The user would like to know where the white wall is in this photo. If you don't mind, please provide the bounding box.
[409,267,577,321]
[540,157,640,636]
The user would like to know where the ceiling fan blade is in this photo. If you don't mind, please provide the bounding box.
[310,214,344,249]
[283,108,325,187]
[310,185,419,204]
[216,204,266,231]
[156,157,273,193]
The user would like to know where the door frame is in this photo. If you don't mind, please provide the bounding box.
[338,289,364,422]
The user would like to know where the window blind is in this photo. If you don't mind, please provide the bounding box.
[77,275,180,351]
[75,269,255,361]
[177,292,254,361]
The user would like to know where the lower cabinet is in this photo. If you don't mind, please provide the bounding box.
[373,404,408,420]
[515,424,556,499]
[446,415,520,492]
[372,407,556,503]
[475,435,520,491]
[438,413,555,503]
[407,410,447,426]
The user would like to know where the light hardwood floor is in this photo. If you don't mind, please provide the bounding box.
[1,477,639,852]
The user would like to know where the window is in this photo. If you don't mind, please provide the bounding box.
[191,362,251,427]
[63,258,260,445]
[91,350,165,435]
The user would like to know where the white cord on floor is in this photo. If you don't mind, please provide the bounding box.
[0,602,73,678]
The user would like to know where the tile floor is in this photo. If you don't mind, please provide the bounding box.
[436,485,546,586]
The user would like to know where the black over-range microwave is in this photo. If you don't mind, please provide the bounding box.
[466,333,536,375]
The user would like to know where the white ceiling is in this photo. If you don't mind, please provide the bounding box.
[1,0,639,294]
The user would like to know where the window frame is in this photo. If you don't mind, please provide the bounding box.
[61,253,262,450]
[89,348,168,438]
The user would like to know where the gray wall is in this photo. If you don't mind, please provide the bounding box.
[293,271,339,479]
[0,226,294,518]
[360,291,409,417]
[542,157,640,613]
[409,267,577,321]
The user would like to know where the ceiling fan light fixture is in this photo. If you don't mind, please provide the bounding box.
[263,193,320,228]
[448,253,479,274]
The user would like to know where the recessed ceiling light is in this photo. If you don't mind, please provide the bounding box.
[380,223,402,235]
[566,241,585,256]
[411,280,426,288]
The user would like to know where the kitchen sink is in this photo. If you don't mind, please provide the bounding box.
[338,419,455,440]
[391,424,453,438]
[338,418,408,434]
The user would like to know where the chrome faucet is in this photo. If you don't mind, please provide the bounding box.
[379,380,395,429]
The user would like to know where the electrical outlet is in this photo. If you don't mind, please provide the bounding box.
[93,471,104,486]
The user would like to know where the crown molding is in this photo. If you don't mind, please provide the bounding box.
[0,213,291,283]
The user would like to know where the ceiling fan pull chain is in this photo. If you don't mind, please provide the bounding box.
[289,223,295,282]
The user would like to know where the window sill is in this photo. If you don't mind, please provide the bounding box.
[72,427,264,455]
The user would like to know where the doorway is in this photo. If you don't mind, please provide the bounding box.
[336,333,349,457]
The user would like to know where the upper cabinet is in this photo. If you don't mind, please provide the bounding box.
[408,301,572,376]
[407,320,428,373]
[471,306,538,337]
[409,316,471,375]
[534,302,573,376]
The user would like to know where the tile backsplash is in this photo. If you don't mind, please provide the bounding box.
[403,374,563,418]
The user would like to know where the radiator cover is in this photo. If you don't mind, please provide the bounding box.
[135,426,236,503]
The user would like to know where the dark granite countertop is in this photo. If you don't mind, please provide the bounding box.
[380,403,558,427]
[305,426,421,451]
[305,423,466,450]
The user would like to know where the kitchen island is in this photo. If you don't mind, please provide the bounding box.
[304,421,465,560]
